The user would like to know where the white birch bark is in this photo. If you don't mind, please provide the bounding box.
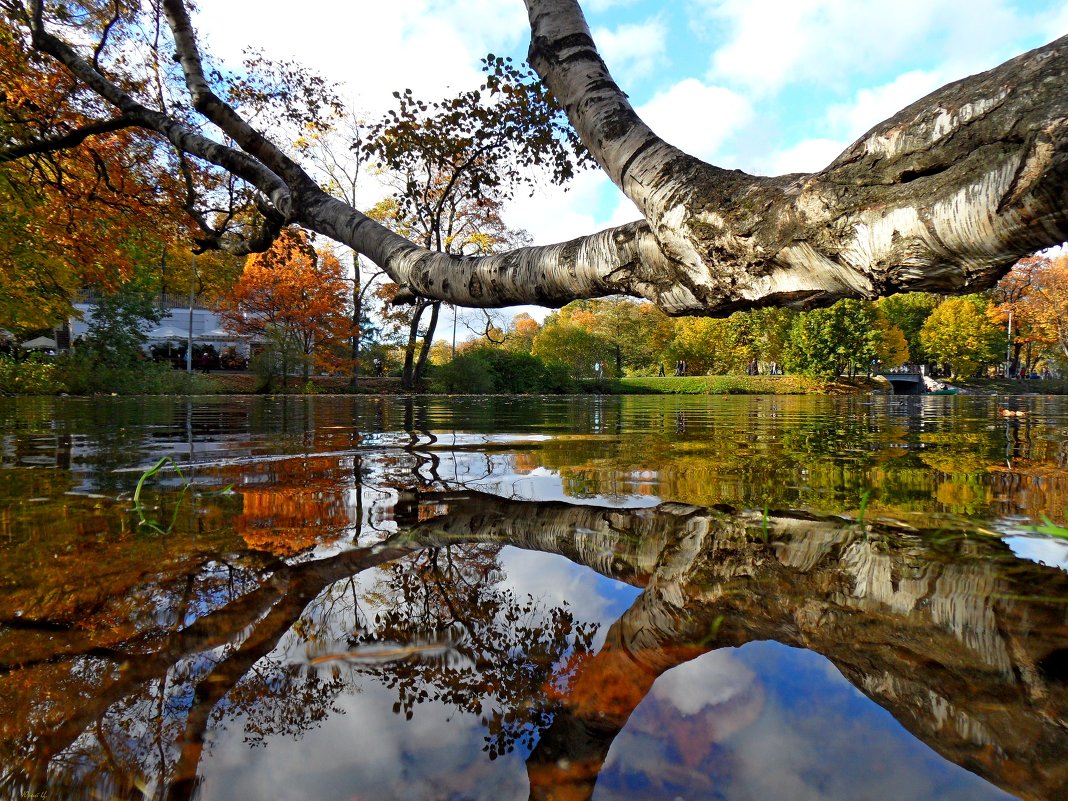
[11,0,1068,314]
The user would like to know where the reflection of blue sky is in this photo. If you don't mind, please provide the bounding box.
[194,549,1017,800]
[1003,535,1068,573]
[596,642,1016,801]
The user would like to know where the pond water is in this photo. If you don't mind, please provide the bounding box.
[1,394,1066,801]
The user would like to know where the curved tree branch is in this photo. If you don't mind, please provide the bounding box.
[524,0,717,228]
[522,0,1068,313]
[160,0,302,184]
[9,0,1068,313]
[23,10,294,226]
[306,190,670,307]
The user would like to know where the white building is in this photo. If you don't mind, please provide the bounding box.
[63,292,250,357]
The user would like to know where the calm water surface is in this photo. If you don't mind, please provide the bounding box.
[1,394,1066,800]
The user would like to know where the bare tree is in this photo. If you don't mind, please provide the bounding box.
[297,111,382,388]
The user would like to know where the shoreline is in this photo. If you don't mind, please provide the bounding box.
[8,374,1067,398]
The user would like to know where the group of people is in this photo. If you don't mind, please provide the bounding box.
[654,359,782,377]
[655,360,690,376]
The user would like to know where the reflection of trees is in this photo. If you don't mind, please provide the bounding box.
[353,544,597,759]
[1,485,1066,801]
[523,395,1068,523]
[9,393,1068,524]
[0,487,597,799]
[0,530,423,800]
[427,496,1067,801]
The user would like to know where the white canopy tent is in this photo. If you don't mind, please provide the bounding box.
[145,325,190,340]
[200,328,238,342]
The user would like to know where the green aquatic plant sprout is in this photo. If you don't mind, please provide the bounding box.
[1029,515,1068,540]
[857,490,871,534]
[131,456,190,535]
[130,457,235,534]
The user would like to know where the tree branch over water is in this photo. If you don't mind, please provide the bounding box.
[2,1,1066,313]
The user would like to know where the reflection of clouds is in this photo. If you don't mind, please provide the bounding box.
[201,677,528,801]
[595,642,1013,801]
[431,450,660,508]
[196,550,630,798]
[1004,535,1068,572]
[651,649,755,714]
[496,547,641,634]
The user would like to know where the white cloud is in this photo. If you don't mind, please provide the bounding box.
[699,0,1056,95]
[585,0,642,11]
[756,137,844,176]
[651,649,757,714]
[825,69,944,140]
[745,62,988,176]
[635,78,751,162]
[592,18,668,82]
[1043,3,1068,42]
[605,193,644,228]
[194,0,528,116]
[503,168,617,245]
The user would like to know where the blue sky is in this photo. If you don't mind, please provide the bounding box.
[196,1,1068,325]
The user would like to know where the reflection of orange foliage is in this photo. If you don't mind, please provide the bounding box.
[235,487,348,556]
[549,644,706,723]
[513,452,540,474]
[417,502,449,522]
[231,456,352,557]
[989,463,1068,524]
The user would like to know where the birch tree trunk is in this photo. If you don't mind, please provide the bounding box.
[8,0,1068,316]
[414,301,441,385]
[350,264,361,391]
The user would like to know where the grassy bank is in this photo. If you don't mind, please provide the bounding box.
[615,375,857,395]
[951,377,1068,395]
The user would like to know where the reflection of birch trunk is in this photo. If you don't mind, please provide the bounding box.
[6,490,1067,801]
[413,495,1068,801]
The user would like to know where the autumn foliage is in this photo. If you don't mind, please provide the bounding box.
[0,22,193,329]
[221,228,352,380]
[994,254,1068,372]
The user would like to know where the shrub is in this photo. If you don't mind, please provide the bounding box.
[433,353,495,394]
[53,351,220,395]
[431,348,573,394]
[0,355,62,395]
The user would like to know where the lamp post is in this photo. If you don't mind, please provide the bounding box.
[186,253,196,373]
[1005,307,1014,378]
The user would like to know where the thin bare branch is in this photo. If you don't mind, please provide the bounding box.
[25,16,293,217]
[0,115,137,162]
[91,0,121,71]
[160,0,302,182]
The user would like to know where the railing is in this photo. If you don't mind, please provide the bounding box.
[75,289,219,311]
[882,364,925,375]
